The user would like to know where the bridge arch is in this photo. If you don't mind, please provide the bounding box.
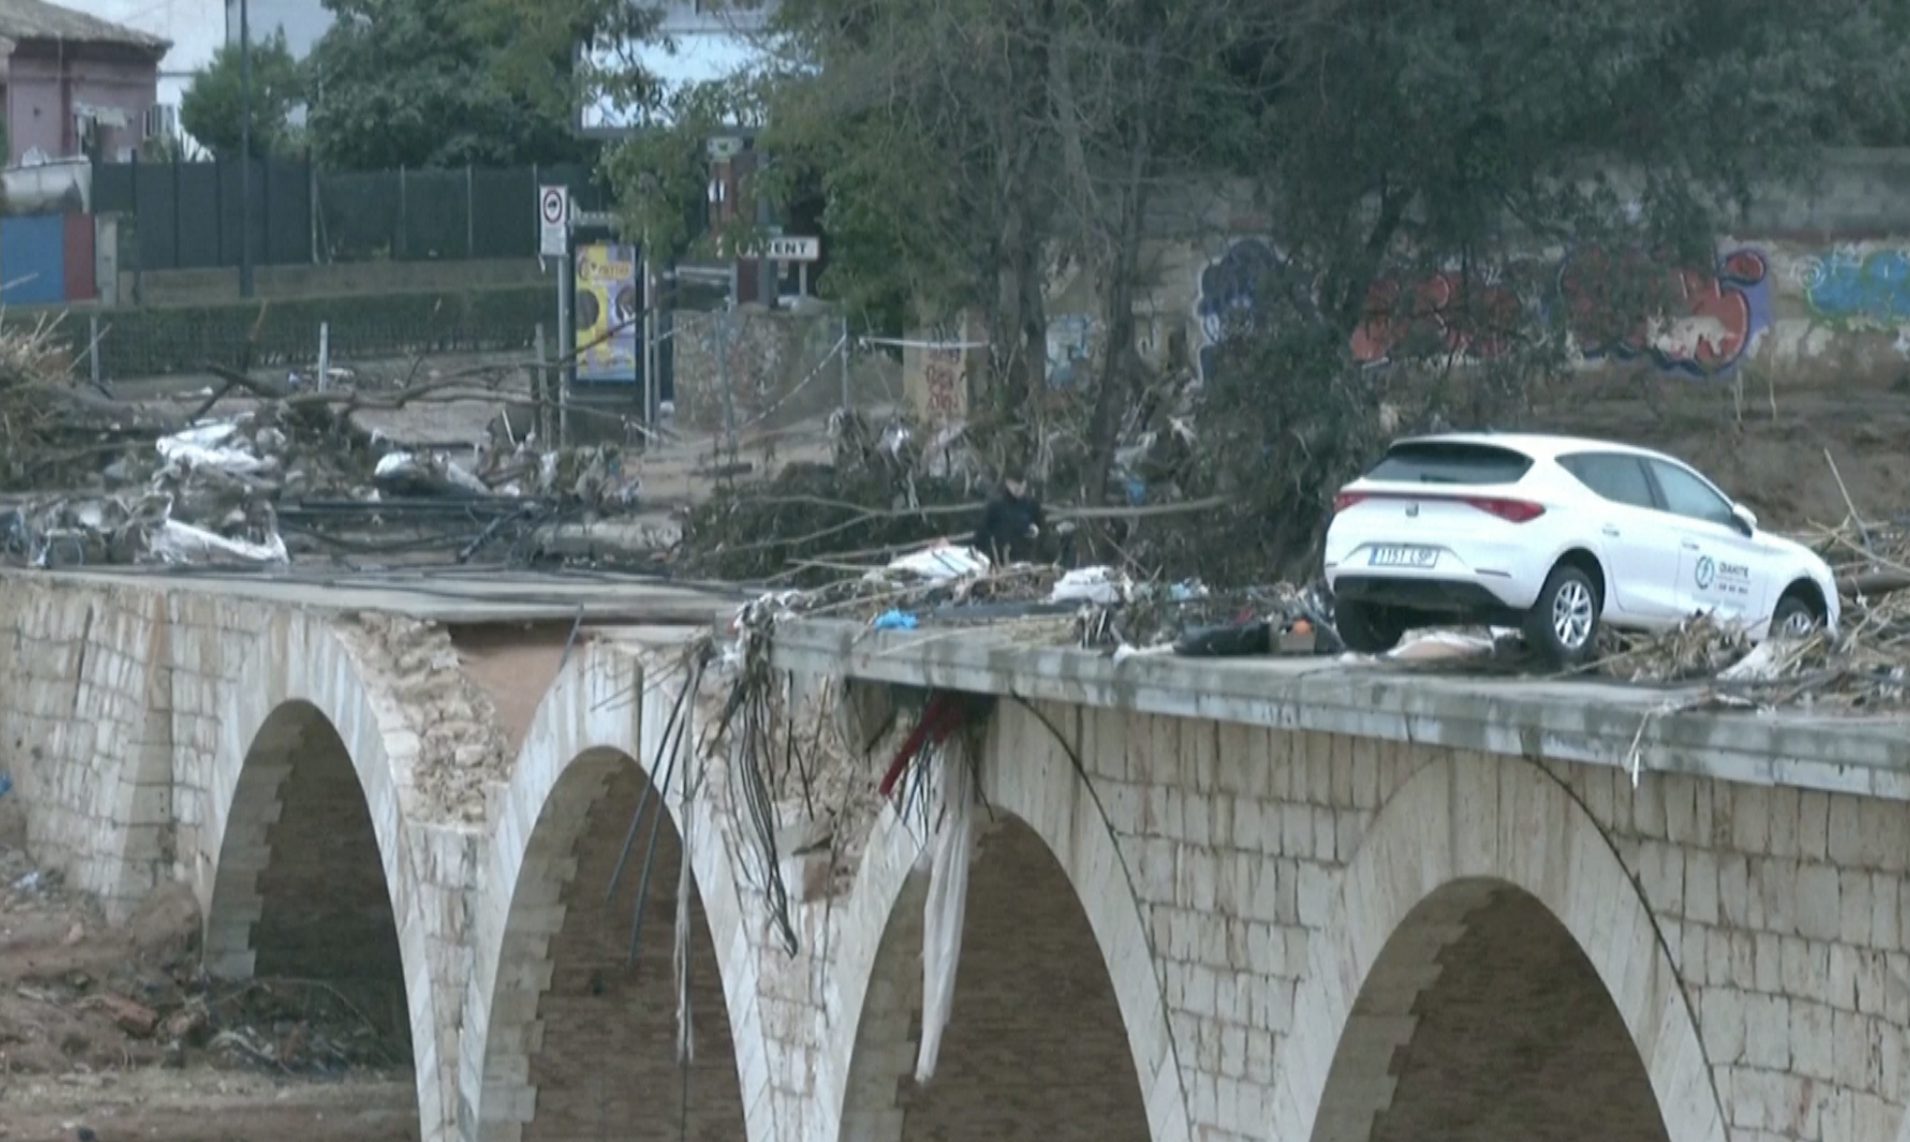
[202,613,436,1137]
[464,639,775,1142]
[1270,752,1726,1142]
[829,698,1191,1142]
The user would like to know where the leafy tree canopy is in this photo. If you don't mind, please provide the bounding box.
[180,30,304,160]
[304,0,617,169]
[602,0,1908,574]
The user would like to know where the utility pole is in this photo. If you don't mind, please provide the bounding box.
[238,0,255,299]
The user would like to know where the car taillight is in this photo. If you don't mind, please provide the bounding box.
[1333,491,1367,512]
[1465,497,1545,523]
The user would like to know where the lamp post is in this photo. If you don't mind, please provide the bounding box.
[238,0,254,298]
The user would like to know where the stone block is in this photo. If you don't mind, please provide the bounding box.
[1789,998,1835,1082]
[1797,791,1830,861]
[1794,863,1842,942]
[1740,993,1791,1070]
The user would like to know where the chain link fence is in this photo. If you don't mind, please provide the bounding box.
[667,307,903,449]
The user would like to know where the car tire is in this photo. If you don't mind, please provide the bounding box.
[1770,592,1823,639]
[1335,599,1410,655]
[1523,564,1600,669]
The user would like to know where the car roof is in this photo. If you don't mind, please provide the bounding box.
[1386,431,1679,465]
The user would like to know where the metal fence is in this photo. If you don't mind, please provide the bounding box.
[91,160,605,273]
[59,284,550,379]
[667,306,902,449]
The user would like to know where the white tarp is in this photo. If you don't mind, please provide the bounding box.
[885,544,991,582]
[1049,565,1130,606]
[1386,630,1500,661]
[147,519,288,566]
[913,746,975,1083]
[156,421,269,476]
[374,450,491,496]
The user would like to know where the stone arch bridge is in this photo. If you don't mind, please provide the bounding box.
[3,570,1909,1142]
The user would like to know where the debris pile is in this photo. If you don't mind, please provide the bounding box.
[1807,514,1910,598]
[681,449,977,584]
[0,841,407,1080]
[0,329,647,569]
[1594,591,1910,710]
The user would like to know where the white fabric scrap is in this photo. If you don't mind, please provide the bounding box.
[1050,565,1130,606]
[156,421,269,475]
[148,519,288,566]
[914,746,975,1084]
[885,543,990,582]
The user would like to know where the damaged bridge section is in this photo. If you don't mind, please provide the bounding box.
[5,571,1910,1142]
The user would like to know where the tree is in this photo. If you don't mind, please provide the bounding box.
[180,30,304,160]
[304,0,613,169]
[605,0,1904,579]
[1187,0,1906,577]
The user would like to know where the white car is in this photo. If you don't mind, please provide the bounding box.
[1323,432,1840,666]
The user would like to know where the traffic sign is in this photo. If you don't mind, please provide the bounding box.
[538,186,569,258]
[763,236,820,262]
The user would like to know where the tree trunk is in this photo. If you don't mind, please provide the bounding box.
[1084,171,1150,507]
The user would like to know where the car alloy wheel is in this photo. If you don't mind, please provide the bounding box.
[1550,578,1596,651]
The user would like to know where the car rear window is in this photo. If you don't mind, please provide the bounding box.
[1364,442,1534,486]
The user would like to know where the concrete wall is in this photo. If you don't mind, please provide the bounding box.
[5,574,1910,1142]
[1082,234,1910,387]
[119,256,546,306]
[5,42,158,164]
[1044,150,1910,389]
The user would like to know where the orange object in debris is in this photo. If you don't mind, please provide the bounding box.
[1291,619,1312,634]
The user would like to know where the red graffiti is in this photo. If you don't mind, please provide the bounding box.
[1558,248,1768,376]
[1350,272,1522,363]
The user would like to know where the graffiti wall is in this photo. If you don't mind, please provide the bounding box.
[1183,236,1910,383]
[1046,313,1094,387]
[1555,247,1771,376]
[1796,247,1910,324]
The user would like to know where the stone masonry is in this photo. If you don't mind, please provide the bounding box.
[4,573,1910,1142]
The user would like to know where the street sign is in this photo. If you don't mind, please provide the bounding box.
[763,236,820,262]
[538,186,570,258]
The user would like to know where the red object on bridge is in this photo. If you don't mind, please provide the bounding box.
[878,691,969,799]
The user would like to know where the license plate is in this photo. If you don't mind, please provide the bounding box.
[1369,545,1438,568]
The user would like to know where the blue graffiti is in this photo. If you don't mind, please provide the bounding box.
[1046,313,1093,387]
[1194,239,1311,380]
[1803,250,1910,322]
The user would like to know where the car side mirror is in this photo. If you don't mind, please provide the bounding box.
[1730,504,1757,536]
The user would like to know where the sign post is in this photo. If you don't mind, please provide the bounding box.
[762,235,821,298]
[540,186,573,445]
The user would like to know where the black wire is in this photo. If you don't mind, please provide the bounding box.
[623,654,702,967]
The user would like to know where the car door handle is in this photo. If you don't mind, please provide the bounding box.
[1601,525,1620,537]
[1681,540,1700,550]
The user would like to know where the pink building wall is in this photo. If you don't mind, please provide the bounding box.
[4,42,158,164]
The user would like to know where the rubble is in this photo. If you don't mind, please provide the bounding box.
[0,330,650,570]
[335,614,512,823]
[0,835,406,1083]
